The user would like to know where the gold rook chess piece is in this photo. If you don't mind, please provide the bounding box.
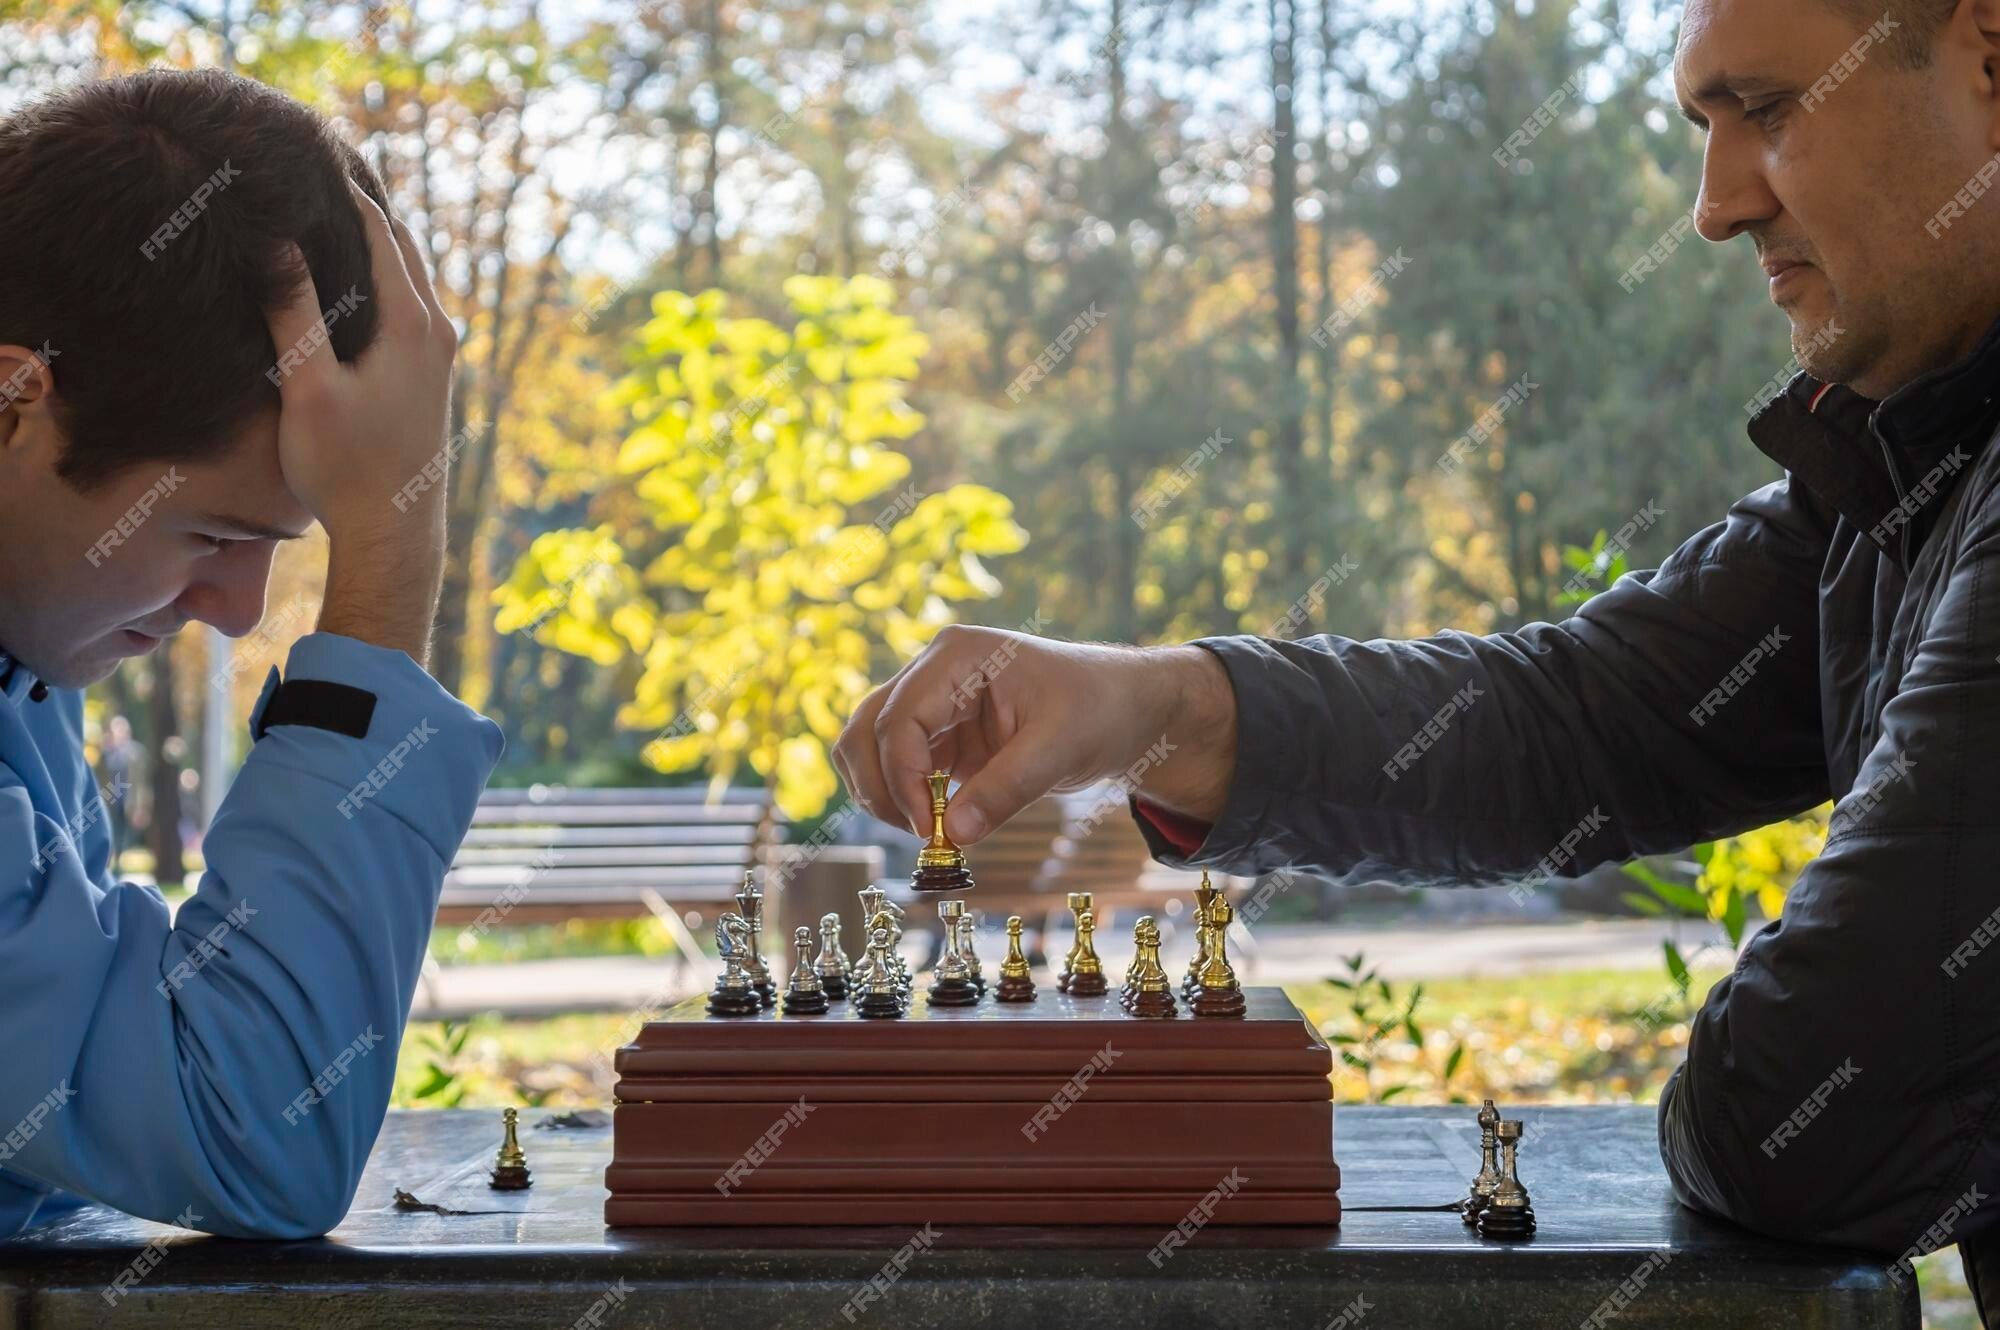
[928,900,981,1005]
[1058,892,1091,992]
[995,916,1037,1002]
[911,771,976,892]
[1475,1119,1537,1240]
[1123,916,1178,1018]
[1190,901,1246,1018]
[734,872,775,1008]
[1066,908,1109,996]
[706,912,761,1017]
[1462,1099,1502,1224]
[1183,872,1220,1002]
[783,925,830,1015]
[814,912,853,1000]
[855,926,906,1018]
[488,1107,532,1190]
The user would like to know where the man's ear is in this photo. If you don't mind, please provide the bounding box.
[1968,0,2000,151]
[0,342,57,452]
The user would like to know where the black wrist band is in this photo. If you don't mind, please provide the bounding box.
[253,678,377,741]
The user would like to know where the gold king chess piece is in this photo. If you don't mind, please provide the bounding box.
[783,926,830,1015]
[1190,900,1246,1018]
[910,771,976,892]
[1065,907,1109,996]
[1182,872,1220,1002]
[1058,892,1091,992]
[734,872,775,1008]
[1122,916,1178,1018]
[1462,1099,1502,1224]
[1475,1119,1538,1240]
[488,1107,532,1190]
[995,916,1037,1003]
[928,900,981,1006]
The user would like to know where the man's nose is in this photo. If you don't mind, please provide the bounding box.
[1693,131,1780,244]
[175,545,274,639]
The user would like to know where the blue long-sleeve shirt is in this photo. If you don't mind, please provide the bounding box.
[0,632,501,1239]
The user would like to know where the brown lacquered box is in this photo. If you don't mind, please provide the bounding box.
[605,986,1340,1226]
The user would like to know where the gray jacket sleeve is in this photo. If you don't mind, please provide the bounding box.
[1134,476,1833,891]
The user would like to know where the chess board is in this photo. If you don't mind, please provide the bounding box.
[605,986,1340,1226]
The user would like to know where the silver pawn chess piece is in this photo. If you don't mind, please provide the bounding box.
[954,911,986,996]
[850,887,887,990]
[855,926,906,1018]
[928,900,980,1005]
[1463,1099,1502,1224]
[783,926,830,1015]
[1475,1119,1537,1240]
[814,912,853,1000]
[706,912,761,1017]
[734,872,775,1007]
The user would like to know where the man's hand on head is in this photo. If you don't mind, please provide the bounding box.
[831,626,1239,845]
[264,181,460,668]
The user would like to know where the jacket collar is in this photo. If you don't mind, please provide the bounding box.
[1749,311,2000,569]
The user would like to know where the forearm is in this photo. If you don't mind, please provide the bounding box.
[315,507,446,668]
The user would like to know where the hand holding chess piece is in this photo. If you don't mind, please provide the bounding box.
[927,900,981,1006]
[1065,907,1109,996]
[1462,1099,1501,1224]
[1058,892,1091,992]
[783,926,831,1015]
[1189,901,1246,1018]
[1474,1119,1537,1240]
[855,926,906,1019]
[734,872,775,1008]
[995,916,1038,1002]
[488,1107,533,1190]
[1122,916,1179,1018]
[911,771,976,892]
[706,912,762,1017]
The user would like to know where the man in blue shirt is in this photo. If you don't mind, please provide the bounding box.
[0,69,501,1237]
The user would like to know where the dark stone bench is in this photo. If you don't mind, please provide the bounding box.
[0,1105,1916,1328]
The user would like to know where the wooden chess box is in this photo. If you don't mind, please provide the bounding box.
[605,986,1340,1226]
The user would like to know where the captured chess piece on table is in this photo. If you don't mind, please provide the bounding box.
[996,916,1037,1002]
[1474,1119,1537,1240]
[1066,907,1109,996]
[783,926,830,1015]
[706,912,762,1017]
[910,770,975,892]
[489,1108,533,1190]
[1463,1099,1501,1224]
[1190,900,1246,1018]
[928,900,981,1006]
[1058,891,1091,992]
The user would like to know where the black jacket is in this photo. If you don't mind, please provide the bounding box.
[1138,316,2000,1257]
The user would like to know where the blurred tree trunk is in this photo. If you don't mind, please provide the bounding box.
[145,652,185,889]
[1105,0,1139,642]
[1268,0,1309,610]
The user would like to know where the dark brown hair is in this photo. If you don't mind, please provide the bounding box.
[0,67,386,489]
[1818,0,1959,68]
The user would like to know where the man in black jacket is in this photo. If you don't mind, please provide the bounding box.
[835,0,2000,1314]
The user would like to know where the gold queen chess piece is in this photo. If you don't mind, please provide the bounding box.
[910,770,976,892]
[488,1108,532,1190]
[995,916,1037,1003]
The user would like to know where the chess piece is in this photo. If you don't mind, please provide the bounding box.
[734,872,775,1008]
[706,912,762,1016]
[849,887,887,990]
[928,900,981,1006]
[1183,871,1220,1002]
[1058,892,1091,992]
[1462,1100,1502,1225]
[995,916,1037,1002]
[1066,907,1109,996]
[911,771,976,892]
[1122,916,1178,1018]
[1475,1119,1537,1240]
[882,898,915,993]
[783,926,830,1015]
[488,1107,533,1190]
[1190,901,1247,1018]
[855,926,907,1018]
[955,911,987,996]
[814,912,853,1000]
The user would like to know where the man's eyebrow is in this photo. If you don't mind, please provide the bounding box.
[195,513,311,541]
[1678,69,1789,128]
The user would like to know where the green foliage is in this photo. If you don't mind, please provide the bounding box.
[1322,952,1470,1105]
[399,1020,472,1109]
[494,276,1027,817]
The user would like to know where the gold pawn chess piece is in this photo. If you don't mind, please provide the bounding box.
[911,771,976,892]
[1475,1120,1537,1240]
[1058,891,1091,992]
[1122,916,1178,1018]
[734,872,775,1007]
[1190,900,1246,1018]
[1066,908,1109,996]
[855,926,906,1018]
[1462,1099,1502,1224]
[488,1107,532,1190]
[1182,872,1220,1002]
[996,916,1037,1002]
[783,925,830,1015]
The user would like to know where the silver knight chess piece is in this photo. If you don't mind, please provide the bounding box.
[706,912,761,1017]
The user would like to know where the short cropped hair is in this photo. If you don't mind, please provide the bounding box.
[0,68,386,489]
[1818,0,1959,68]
